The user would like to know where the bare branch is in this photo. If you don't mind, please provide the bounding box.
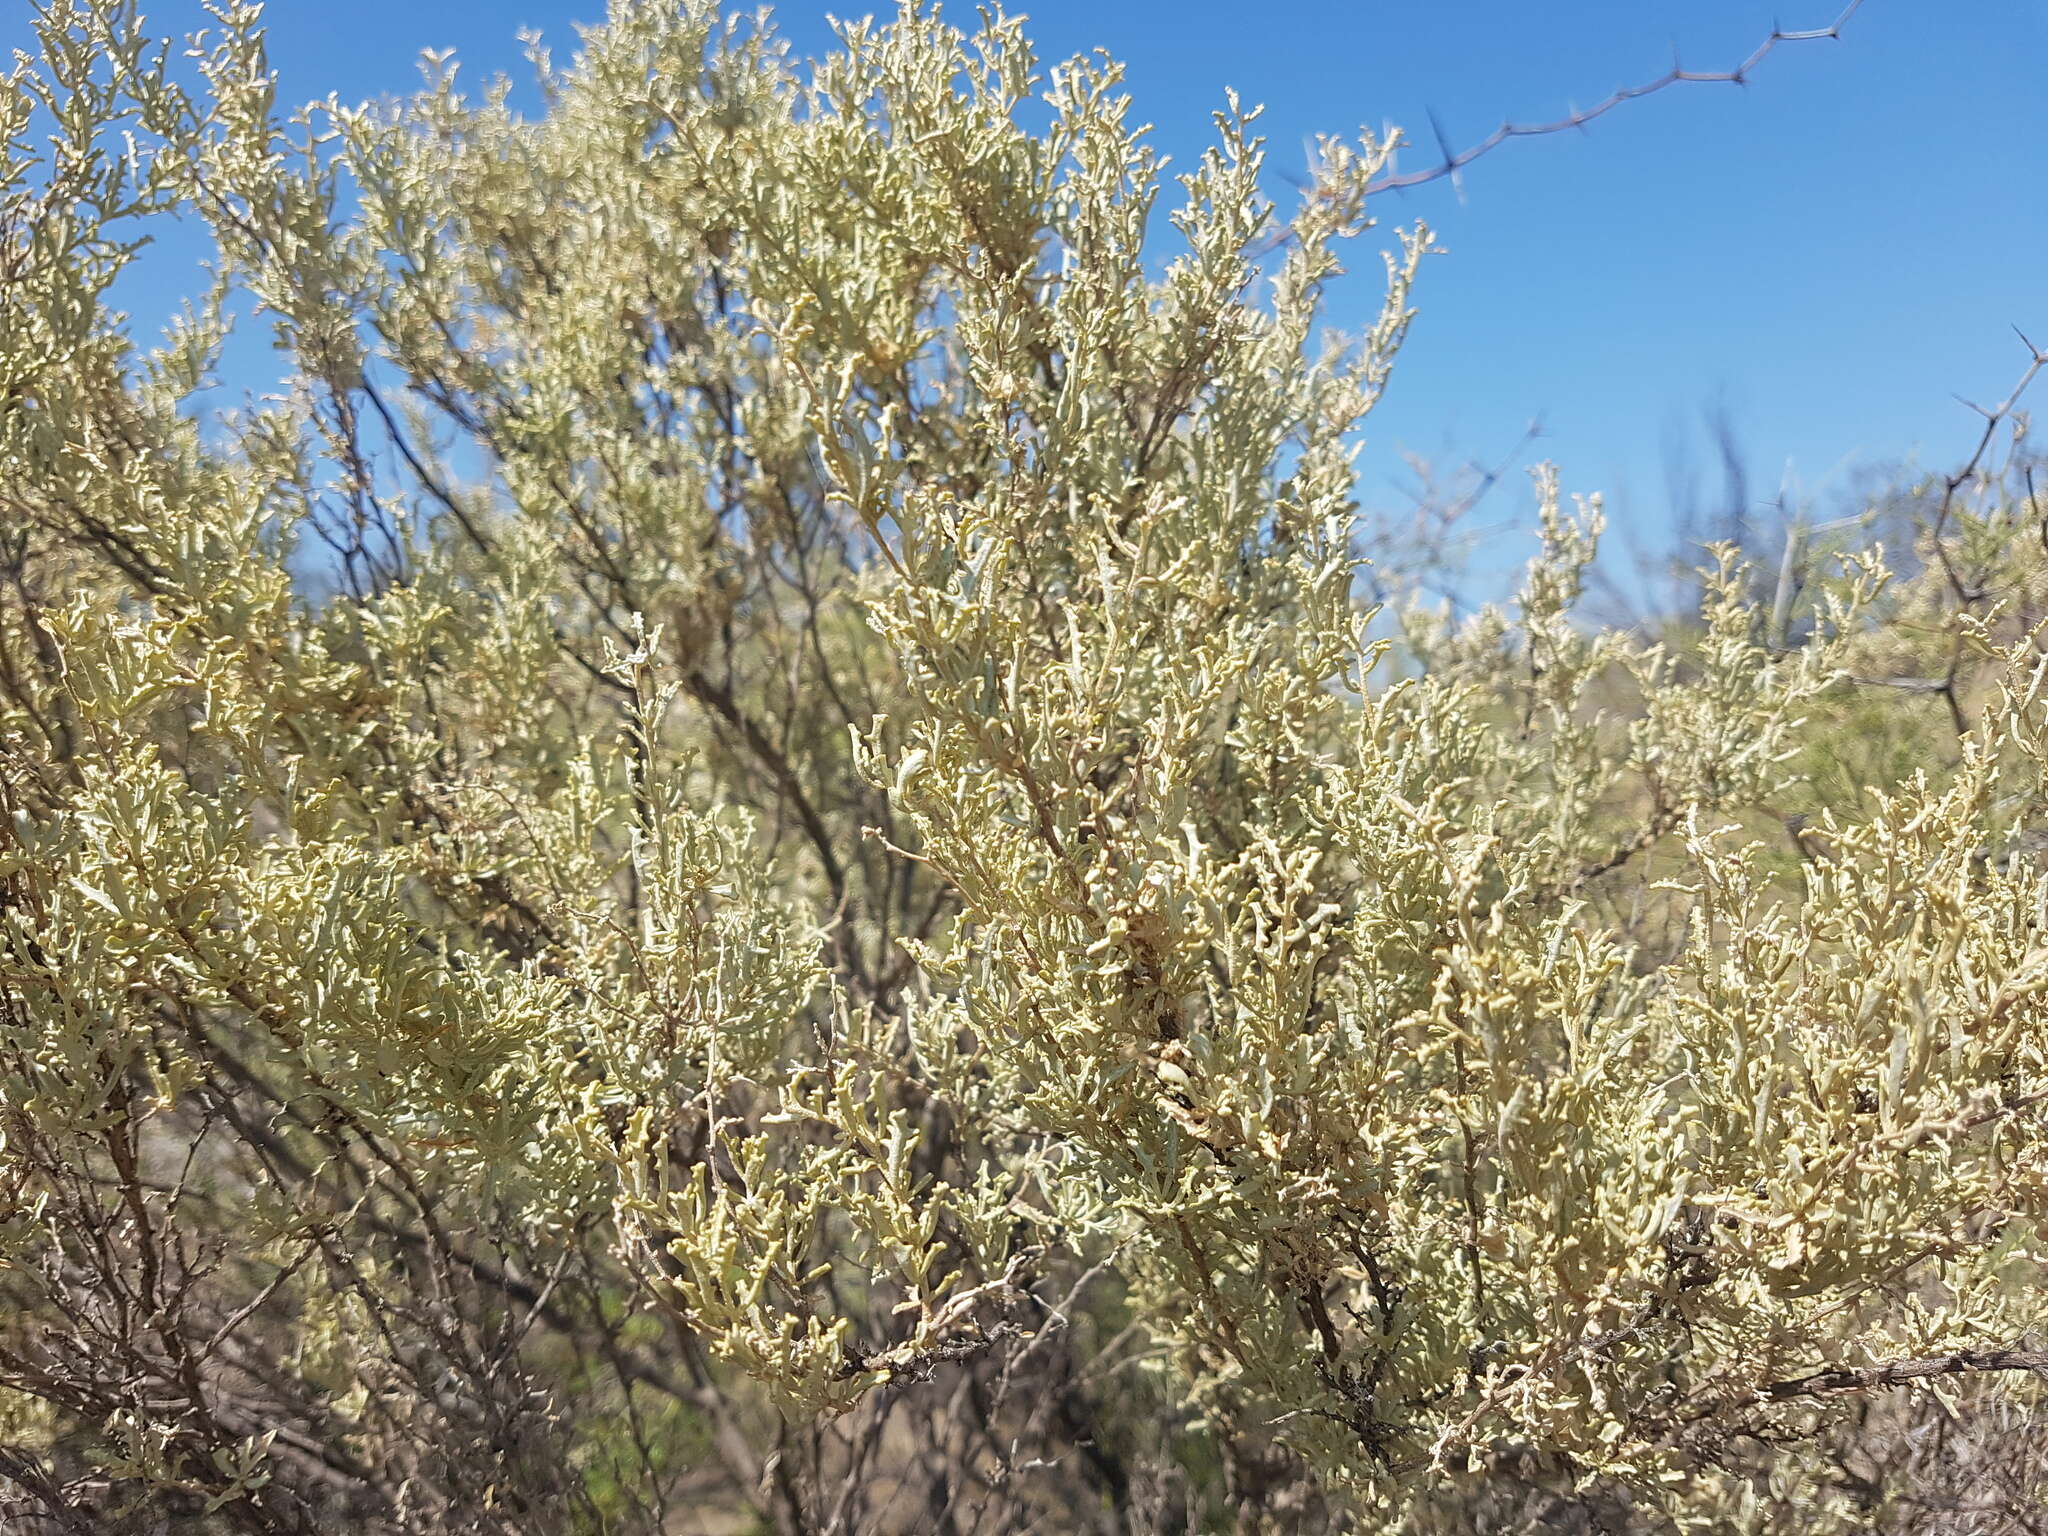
[1367,2,1867,198]
[1765,1348,2048,1401]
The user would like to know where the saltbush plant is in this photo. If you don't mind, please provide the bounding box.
[3,3,2045,1530]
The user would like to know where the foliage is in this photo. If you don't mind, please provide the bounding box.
[2,2,2047,1531]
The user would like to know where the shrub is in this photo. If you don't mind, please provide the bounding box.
[3,3,2045,1531]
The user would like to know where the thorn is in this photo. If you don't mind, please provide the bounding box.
[1425,107,1466,199]
[1426,106,1454,165]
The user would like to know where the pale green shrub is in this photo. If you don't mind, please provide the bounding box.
[2,4,2044,1531]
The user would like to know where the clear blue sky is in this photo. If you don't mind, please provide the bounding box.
[26,0,2048,579]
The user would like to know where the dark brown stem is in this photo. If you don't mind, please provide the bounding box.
[1764,1348,2048,1401]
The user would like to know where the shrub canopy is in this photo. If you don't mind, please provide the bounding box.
[3,3,2047,1531]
